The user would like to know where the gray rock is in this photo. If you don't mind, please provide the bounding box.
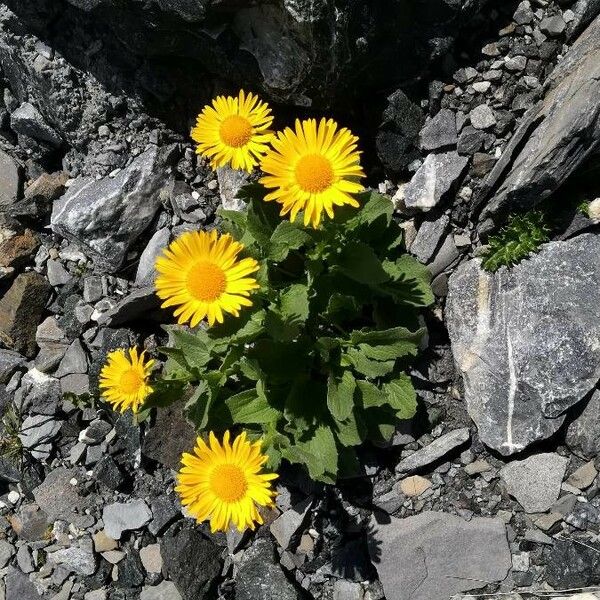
[55,340,88,377]
[410,216,449,263]
[5,566,41,599]
[419,109,457,152]
[18,414,61,450]
[102,500,152,540]
[51,147,172,272]
[140,581,182,600]
[9,504,49,541]
[46,259,71,287]
[16,544,34,574]
[83,276,104,303]
[80,419,111,444]
[476,16,600,226]
[48,537,96,576]
[269,497,312,550]
[427,235,459,278]
[96,286,161,326]
[546,538,600,589]
[19,369,60,416]
[0,349,25,383]
[513,1,534,24]
[396,428,470,473]
[217,166,249,212]
[469,104,496,129]
[0,540,15,567]
[60,373,90,395]
[505,55,528,72]
[368,511,511,600]
[135,227,170,286]
[333,581,363,600]
[540,15,567,36]
[161,523,221,600]
[11,102,61,147]
[236,537,302,600]
[148,494,180,536]
[403,152,469,211]
[569,0,600,38]
[446,235,600,454]
[500,453,568,513]
[0,150,21,208]
[566,390,600,457]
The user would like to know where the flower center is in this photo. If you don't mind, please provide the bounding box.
[119,369,143,395]
[186,261,227,302]
[210,463,248,503]
[294,154,334,193]
[219,115,253,148]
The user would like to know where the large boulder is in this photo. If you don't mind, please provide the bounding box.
[446,234,600,455]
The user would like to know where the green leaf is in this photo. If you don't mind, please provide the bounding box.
[223,385,280,424]
[345,191,393,231]
[343,348,395,377]
[185,380,214,429]
[335,407,366,447]
[283,425,338,484]
[284,377,327,435]
[268,221,312,262]
[327,370,356,421]
[356,380,388,408]
[170,330,212,369]
[381,255,434,307]
[383,375,417,419]
[350,327,423,362]
[266,284,310,342]
[334,242,390,285]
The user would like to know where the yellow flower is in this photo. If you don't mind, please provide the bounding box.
[176,431,278,532]
[191,90,274,172]
[99,348,154,413]
[259,117,366,228]
[155,230,259,327]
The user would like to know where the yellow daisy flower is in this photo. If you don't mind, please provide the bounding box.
[155,230,259,327]
[259,117,366,228]
[176,431,278,533]
[191,90,274,172]
[99,347,154,413]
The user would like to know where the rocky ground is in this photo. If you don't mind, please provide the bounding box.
[1,1,600,599]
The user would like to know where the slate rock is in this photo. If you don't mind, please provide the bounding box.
[142,402,197,470]
[0,349,25,383]
[96,286,161,326]
[269,497,312,550]
[236,537,302,600]
[0,539,15,567]
[500,453,567,513]
[0,229,38,270]
[403,152,468,211]
[49,537,97,576]
[93,456,124,490]
[477,16,600,226]
[410,216,449,263]
[446,235,600,454]
[135,228,170,286]
[566,390,600,457]
[51,147,172,272]
[5,566,41,599]
[0,272,52,357]
[469,104,496,129]
[8,504,48,541]
[148,494,180,536]
[216,167,249,212]
[116,548,145,588]
[540,15,567,36]
[546,538,600,588]
[160,522,221,600]
[102,500,152,540]
[0,149,21,208]
[18,414,61,451]
[368,511,511,600]
[396,428,470,473]
[11,102,61,146]
[55,340,88,377]
[140,581,182,600]
[419,109,457,152]
[18,369,60,415]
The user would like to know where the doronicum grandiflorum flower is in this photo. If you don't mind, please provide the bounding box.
[155,229,259,327]
[99,347,154,413]
[191,90,274,172]
[176,431,278,532]
[259,117,366,228]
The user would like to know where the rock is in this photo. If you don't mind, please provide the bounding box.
[513,1,534,25]
[60,373,89,395]
[457,126,486,155]
[0,229,38,270]
[0,149,21,208]
[403,152,469,211]
[396,428,470,473]
[48,537,97,575]
[8,504,48,541]
[566,390,600,457]
[148,494,180,536]
[142,402,197,470]
[410,216,449,263]
[19,368,60,415]
[140,544,162,573]
[469,104,496,129]
[5,566,41,599]
[216,166,249,212]
[16,545,34,573]
[102,500,152,540]
[419,109,457,152]
[540,15,567,36]
[135,227,170,286]
[96,286,161,326]
[333,581,364,600]
[236,537,302,600]
[546,538,600,589]
[500,453,567,513]
[0,272,52,357]
[24,171,68,203]
[51,147,172,272]
[117,548,145,587]
[46,259,71,286]
[83,276,104,303]
[11,102,62,146]
[161,522,221,600]
[0,540,15,567]
[368,511,511,600]
[446,235,600,454]
[476,16,600,226]
[270,497,312,550]
[398,475,432,497]
[18,414,61,452]
[376,89,423,173]
[93,530,118,553]
[427,234,459,278]
[505,55,527,72]
[0,349,25,383]
[55,340,88,377]
[566,460,597,489]
[140,581,182,600]
[33,467,91,527]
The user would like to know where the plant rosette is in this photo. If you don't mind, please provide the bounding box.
[147,187,433,483]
